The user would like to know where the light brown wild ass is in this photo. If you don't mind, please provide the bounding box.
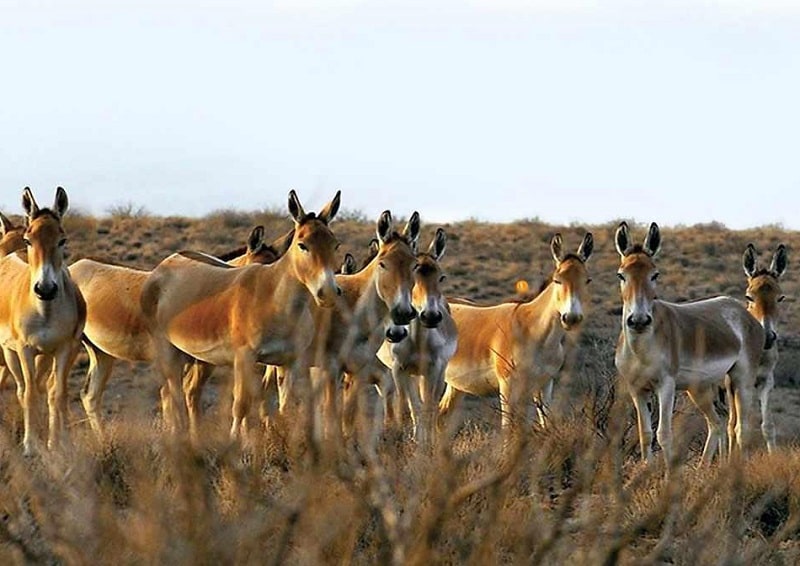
[286,211,420,443]
[377,227,456,447]
[438,232,593,432]
[0,187,86,455]
[614,222,764,471]
[0,212,27,389]
[71,224,293,436]
[740,243,786,452]
[142,190,342,440]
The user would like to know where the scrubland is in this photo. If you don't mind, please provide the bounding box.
[0,208,798,564]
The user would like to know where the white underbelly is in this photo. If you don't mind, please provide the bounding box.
[445,361,499,397]
[675,353,738,388]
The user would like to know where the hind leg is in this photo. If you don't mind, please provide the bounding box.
[184,361,213,441]
[154,339,190,433]
[81,344,115,437]
[728,364,756,455]
[686,384,725,464]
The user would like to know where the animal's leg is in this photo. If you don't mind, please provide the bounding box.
[81,344,115,437]
[630,390,654,463]
[686,385,725,464]
[758,371,776,453]
[655,379,676,477]
[437,383,464,432]
[231,349,259,440]
[184,361,213,442]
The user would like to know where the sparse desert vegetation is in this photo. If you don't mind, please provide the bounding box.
[0,208,799,564]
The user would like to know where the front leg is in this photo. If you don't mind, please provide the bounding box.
[48,341,80,451]
[630,388,654,463]
[231,348,259,441]
[656,378,676,477]
[19,346,40,456]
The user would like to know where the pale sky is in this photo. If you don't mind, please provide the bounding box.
[1,1,799,228]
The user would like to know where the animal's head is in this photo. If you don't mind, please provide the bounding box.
[373,210,420,336]
[241,225,295,266]
[0,211,25,257]
[287,190,342,307]
[550,232,593,330]
[21,187,70,301]
[743,243,787,350]
[615,221,661,334]
[413,228,448,329]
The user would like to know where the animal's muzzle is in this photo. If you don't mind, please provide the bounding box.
[561,312,583,329]
[385,325,408,343]
[765,330,778,350]
[34,281,58,301]
[626,314,653,333]
[390,305,417,326]
[419,310,443,328]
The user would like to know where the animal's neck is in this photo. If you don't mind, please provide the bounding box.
[516,282,561,338]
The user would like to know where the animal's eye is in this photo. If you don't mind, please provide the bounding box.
[23,237,31,246]
[616,273,625,282]
[439,275,447,282]
[778,295,786,303]
[586,277,592,284]
[651,272,660,281]
[58,238,67,247]
[335,242,341,250]
[553,279,563,286]
[379,261,387,270]
[745,294,754,302]
[297,242,309,252]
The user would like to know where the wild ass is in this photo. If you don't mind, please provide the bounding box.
[614,222,764,470]
[378,227,457,446]
[141,190,342,440]
[71,224,293,436]
[438,232,593,432]
[0,187,86,454]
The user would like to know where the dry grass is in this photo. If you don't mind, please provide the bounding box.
[0,211,798,563]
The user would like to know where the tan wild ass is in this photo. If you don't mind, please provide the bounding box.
[287,210,420,443]
[740,243,787,452]
[438,232,593,432]
[142,190,342,440]
[378,227,457,447]
[72,224,293,436]
[0,212,27,389]
[614,222,764,470]
[0,187,86,454]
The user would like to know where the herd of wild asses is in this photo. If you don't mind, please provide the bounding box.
[0,187,787,474]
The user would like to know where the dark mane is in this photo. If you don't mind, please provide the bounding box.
[216,245,248,262]
[751,267,778,278]
[561,252,585,263]
[380,231,413,246]
[28,208,61,222]
[624,243,648,255]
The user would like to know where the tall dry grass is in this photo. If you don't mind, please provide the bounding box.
[0,210,798,562]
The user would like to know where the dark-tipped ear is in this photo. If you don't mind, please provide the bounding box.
[368,238,380,261]
[318,190,341,224]
[54,186,69,218]
[428,228,447,261]
[0,211,13,236]
[577,232,594,262]
[403,211,421,249]
[770,244,788,278]
[377,210,393,244]
[743,243,758,278]
[272,228,295,258]
[643,222,661,257]
[341,252,357,275]
[22,187,39,220]
[247,225,265,253]
[614,222,630,257]
[550,233,564,264]
[288,190,306,224]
